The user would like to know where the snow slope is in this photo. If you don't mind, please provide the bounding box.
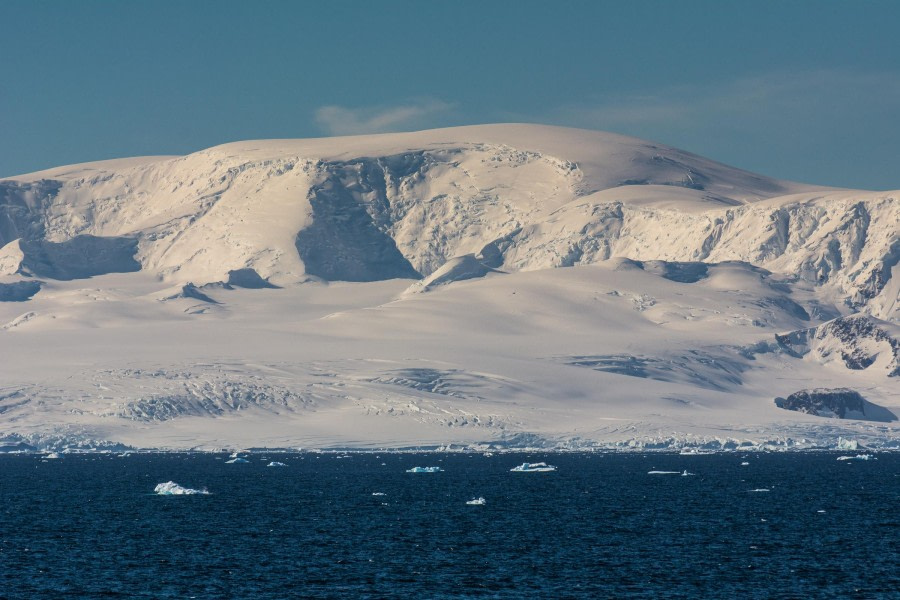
[0,125,897,451]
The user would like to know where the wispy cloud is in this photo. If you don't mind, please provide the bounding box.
[314,99,455,136]
[546,69,900,188]
[554,70,900,132]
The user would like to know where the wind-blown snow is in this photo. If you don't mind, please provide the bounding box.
[0,124,897,452]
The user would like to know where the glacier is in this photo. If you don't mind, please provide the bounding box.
[0,124,897,452]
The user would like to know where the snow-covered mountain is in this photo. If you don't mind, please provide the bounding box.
[0,124,897,451]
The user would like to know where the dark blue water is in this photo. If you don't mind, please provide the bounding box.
[2,452,898,599]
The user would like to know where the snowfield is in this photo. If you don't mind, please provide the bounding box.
[0,124,897,452]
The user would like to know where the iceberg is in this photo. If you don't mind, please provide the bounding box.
[267,461,287,467]
[836,454,875,461]
[406,466,443,473]
[836,437,859,451]
[154,481,209,495]
[225,457,249,464]
[510,462,556,472]
[466,497,486,505]
[679,448,712,455]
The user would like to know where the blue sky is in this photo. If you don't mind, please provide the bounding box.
[2,0,899,189]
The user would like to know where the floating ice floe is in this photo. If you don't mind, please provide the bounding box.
[466,497,486,505]
[510,462,556,472]
[267,461,287,467]
[406,466,443,473]
[837,454,875,461]
[740,462,750,466]
[154,481,209,495]
[226,457,249,464]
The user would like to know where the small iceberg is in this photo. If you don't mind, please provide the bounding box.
[406,466,443,473]
[740,462,750,466]
[647,470,682,475]
[466,497,486,506]
[154,481,209,496]
[836,437,859,451]
[267,461,287,467]
[510,462,556,472]
[226,457,249,464]
[837,454,875,461]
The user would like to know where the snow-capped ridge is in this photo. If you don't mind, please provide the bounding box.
[774,314,899,377]
[160,283,220,305]
[1,124,894,318]
[402,254,502,295]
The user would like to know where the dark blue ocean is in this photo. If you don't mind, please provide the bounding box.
[1,452,898,599]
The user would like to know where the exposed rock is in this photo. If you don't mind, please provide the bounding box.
[775,388,896,422]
